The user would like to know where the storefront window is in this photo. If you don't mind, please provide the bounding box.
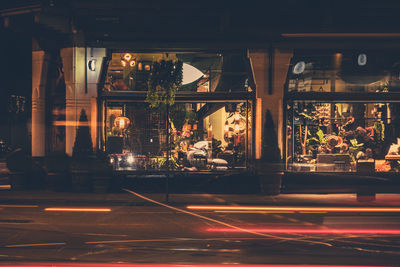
[285,50,400,173]
[287,50,400,93]
[103,52,252,93]
[104,101,252,172]
[286,101,400,172]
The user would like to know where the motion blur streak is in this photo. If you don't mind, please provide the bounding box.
[187,205,400,212]
[207,228,400,235]
[44,207,111,212]
[0,264,388,267]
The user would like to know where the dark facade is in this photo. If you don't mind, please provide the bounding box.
[2,0,400,191]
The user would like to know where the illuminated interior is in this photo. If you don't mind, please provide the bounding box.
[104,101,252,172]
[285,50,400,173]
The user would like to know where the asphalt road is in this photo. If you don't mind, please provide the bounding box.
[0,191,400,266]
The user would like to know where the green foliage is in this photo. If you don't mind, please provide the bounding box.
[349,138,364,161]
[146,60,183,108]
[155,155,179,170]
[373,121,385,142]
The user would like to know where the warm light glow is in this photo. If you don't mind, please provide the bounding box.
[121,60,127,67]
[206,228,400,235]
[0,185,11,189]
[234,123,240,133]
[44,208,111,212]
[123,53,132,61]
[114,116,130,129]
[129,60,136,67]
[234,112,240,121]
[224,121,229,132]
[186,205,400,212]
[126,154,135,164]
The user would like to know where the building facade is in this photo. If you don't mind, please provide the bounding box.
[2,0,400,191]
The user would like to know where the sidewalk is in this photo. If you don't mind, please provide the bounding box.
[1,190,400,207]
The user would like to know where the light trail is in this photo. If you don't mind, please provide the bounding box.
[123,188,332,247]
[0,185,11,189]
[44,207,111,212]
[5,242,66,248]
[207,228,400,235]
[0,263,391,267]
[187,205,400,213]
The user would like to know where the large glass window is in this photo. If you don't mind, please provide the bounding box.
[103,101,252,173]
[103,52,252,93]
[285,50,400,173]
[287,50,400,93]
[286,101,400,173]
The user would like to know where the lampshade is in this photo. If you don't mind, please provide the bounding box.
[114,116,131,129]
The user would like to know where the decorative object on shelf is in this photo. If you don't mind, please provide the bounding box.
[146,59,183,108]
[326,135,343,150]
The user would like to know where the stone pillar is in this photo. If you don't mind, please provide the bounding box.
[60,47,106,156]
[32,51,49,157]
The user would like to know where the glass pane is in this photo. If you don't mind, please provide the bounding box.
[287,50,400,93]
[171,102,249,172]
[105,102,167,171]
[103,52,252,93]
[286,101,400,172]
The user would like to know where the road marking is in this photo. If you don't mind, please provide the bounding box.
[5,242,66,248]
[187,205,400,213]
[0,204,39,208]
[44,207,111,212]
[123,188,332,247]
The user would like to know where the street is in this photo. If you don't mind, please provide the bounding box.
[0,189,399,266]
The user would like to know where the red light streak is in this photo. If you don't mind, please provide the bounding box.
[0,263,389,267]
[206,228,400,235]
[187,205,400,213]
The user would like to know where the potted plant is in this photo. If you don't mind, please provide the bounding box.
[146,59,183,108]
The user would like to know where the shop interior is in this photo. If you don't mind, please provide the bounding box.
[101,51,253,173]
[104,101,251,172]
[286,50,400,173]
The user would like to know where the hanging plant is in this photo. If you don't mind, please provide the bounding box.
[146,59,183,108]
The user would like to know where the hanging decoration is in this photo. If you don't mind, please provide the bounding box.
[114,116,131,130]
[146,59,183,108]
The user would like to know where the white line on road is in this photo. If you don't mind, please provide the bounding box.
[122,188,333,247]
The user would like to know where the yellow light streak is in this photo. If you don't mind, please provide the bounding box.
[187,205,400,213]
[214,210,294,214]
[44,207,111,212]
[5,242,66,247]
